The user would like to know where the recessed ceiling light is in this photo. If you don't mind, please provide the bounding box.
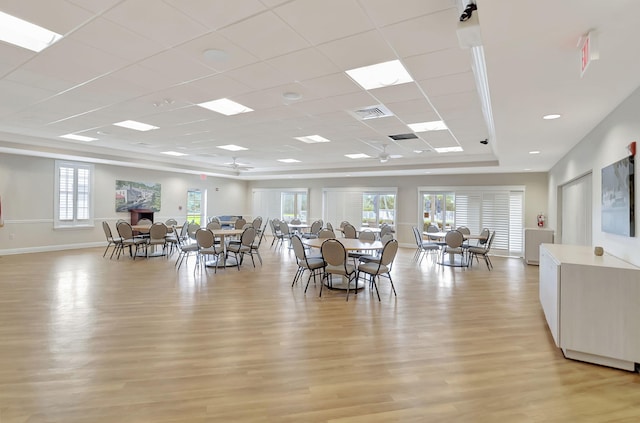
[524,168,532,171]
[529,150,540,155]
[294,135,331,144]
[113,120,159,131]
[434,146,464,153]
[203,48,229,61]
[278,159,301,163]
[197,98,253,116]
[543,114,561,120]
[59,134,98,142]
[0,11,63,52]
[345,59,413,90]
[161,151,187,157]
[217,144,248,151]
[408,120,448,132]
[282,92,302,101]
[345,153,371,159]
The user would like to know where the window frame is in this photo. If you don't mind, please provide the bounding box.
[54,160,94,229]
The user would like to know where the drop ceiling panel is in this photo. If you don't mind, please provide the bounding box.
[300,73,361,98]
[274,0,375,46]
[0,0,93,35]
[369,82,425,105]
[219,11,310,60]
[360,0,455,27]
[0,80,58,117]
[184,74,254,104]
[137,50,218,86]
[384,99,439,120]
[317,30,397,71]
[229,62,298,91]
[71,18,167,64]
[429,91,482,115]
[404,48,472,81]
[102,1,209,47]
[418,71,478,98]
[421,131,458,148]
[67,0,122,14]
[165,0,267,30]
[176,32,260,73]
[0,43,35,75]
[267,48,341,82]
[380,9,460,58]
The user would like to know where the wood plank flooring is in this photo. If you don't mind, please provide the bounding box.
[0,241,639,422]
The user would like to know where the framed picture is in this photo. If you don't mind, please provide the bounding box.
[601,155,634,236]
[115,180,161,212]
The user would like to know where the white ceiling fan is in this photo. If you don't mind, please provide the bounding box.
[370,144,402,163]
[224,157,253,171]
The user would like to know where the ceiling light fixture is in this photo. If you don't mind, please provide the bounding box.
[408,120,448,132]
[282,92,302,101]
[217,144,248,152]
[345,153,371,159]
[113,120,158,131]
[161,151,187,156]
[345,59,413,90]
[529,150,541,155]
[203,48,229,61]
[294,135,330,144]
[59,134,98,142]
[0,11,63,52]
[278,159,301,163]
[543,114,561,120]
[197,98,253,116]
[434,146,464,153]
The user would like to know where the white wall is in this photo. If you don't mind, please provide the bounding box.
[0,153,248,254]
[248,172,548,246]
[548,86,640,266]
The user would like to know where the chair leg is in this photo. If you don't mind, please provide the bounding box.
[371,275,381,301]
[388,274,397,297]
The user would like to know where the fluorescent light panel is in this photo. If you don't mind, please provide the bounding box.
[217,144,248,151]
[529,150,540,155]
[197,98,253,116]
[278,159,300,163]
[294,135,330,144]
[434,146,463,153]
[408,120,448,132]
[59,133,97,142]
[113,120,158,131]
[345,59,413,90]
[0,11,63,52]
[345,153,371,159]
[161,151,187,156]
[543,114,561,120]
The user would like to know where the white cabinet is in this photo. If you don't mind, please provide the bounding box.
[539,244,640,371]
[524,228,554,265]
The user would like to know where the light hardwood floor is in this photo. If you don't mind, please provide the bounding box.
[1,240,639,423]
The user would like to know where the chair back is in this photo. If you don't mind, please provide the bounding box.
[178,222,189,239]
[485,231,497,251]
[187,223,200,239]
[117,221,134,240]
[478,228,491,245]
[318,229,335,239]
[291,218,301,225]
[343,223,357,239]
[290,235,306,262]
[380,225,393,237]
[411,227,422,245]
[240,227,257,247]
[252,216,263,229]
[321,239,347,267]
[270,219,281,235]
[325,222,334,231]
[309,220,323,235]
[339,221,350,229]
[456,226,471,235]
[445,230,464,248]
[426,224,440,241]
[234,218,247,229]
[165,218,178,226]
[207,221,222,230]
[137,218,152,226]
[102,221,114,240]
[195,228,214,249]
[280,221,291,235]
[358,230,376,242]
[149,222,168,240]
[380,233,394,245]
[380,239,399,266]
[210,216,221,224]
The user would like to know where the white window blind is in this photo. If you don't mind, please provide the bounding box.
[454,192,481,234]
[482,192,510,252]
[509,191,524,254]
[55,160,94,228]
[252,189,308,221]
[323,190,364,228]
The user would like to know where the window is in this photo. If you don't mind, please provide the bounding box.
[186,189,206,225]
[54,160,94,228]
[281,191,307,222]
[362,192,396,226]
[419,186,525,256]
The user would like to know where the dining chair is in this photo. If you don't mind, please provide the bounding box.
[270,219,284,248]
[146,222,168,258]
[116,221,147,260]
[302,220,323,239]
[317,228,335,239]
[227,227,257,269]
[348,230,376,264]
[412,226,440,263]
[234,218,247,229]
[195,228,224,274]
[441,230,466,267]
[358,233,394,265]
[320,239,357,301]
[175,227,199,270]
[102,221,123,259]
[357,239,399,301]
[342,223,357,239]
[467,230,496,270]
[290,235,325,293]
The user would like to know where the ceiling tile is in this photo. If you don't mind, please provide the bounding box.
[404,48,472,81]
[359,0,455,27]
[229,62,295,91]
[137,49,219,86]
[267,48,341,82]
[165,0,267,30]
[176,32,260,73]
[317,30,397,71]
[219,11,310,60]
[274,0,375,45]
[418,71,478,98]
[0,0,93,35]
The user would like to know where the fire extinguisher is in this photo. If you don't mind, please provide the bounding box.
[537,213,545,228]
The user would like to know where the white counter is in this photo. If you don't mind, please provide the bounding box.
[539,243,640,371]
